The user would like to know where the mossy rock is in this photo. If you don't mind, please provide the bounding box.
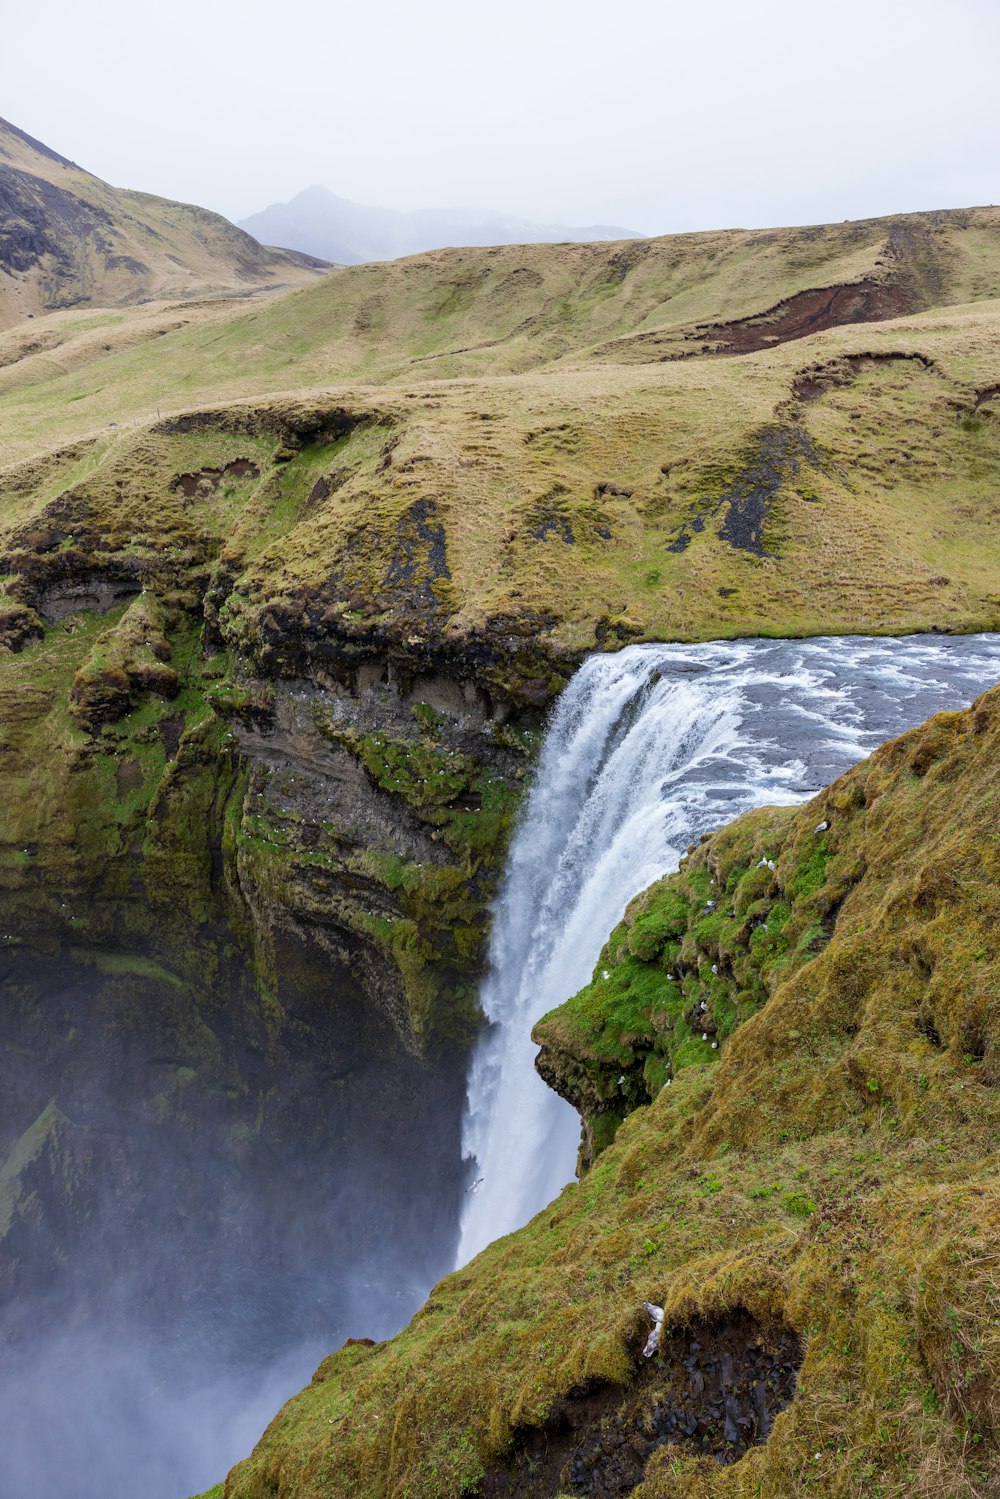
[69,592,179,732]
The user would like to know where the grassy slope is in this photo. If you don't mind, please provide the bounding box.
[1,206,999,654]
[0,117,326,328]
[1,285,999,655]
[224,687,1000,1499]
[3,207,999,444]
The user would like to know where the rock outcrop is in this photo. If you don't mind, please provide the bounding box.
[0,397,566,1370]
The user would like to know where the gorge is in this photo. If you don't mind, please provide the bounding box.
[220,648,1000,1499]
[0,131,999,1499]
[5,631,1000,1498]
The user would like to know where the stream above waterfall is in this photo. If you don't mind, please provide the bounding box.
[457,632,1000,1264]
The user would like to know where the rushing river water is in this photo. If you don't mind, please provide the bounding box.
[456,633,1000,1264]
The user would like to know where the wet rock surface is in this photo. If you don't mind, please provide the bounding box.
[482,1310,802,1497]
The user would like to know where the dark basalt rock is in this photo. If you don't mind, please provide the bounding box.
[665,422,835,559]
[481,1308,803,1498]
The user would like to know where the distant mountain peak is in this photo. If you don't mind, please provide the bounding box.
[239,185,643,265]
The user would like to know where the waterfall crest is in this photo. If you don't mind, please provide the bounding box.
[457,633,1000,1265]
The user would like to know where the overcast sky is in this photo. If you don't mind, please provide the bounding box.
[4,0,999,234]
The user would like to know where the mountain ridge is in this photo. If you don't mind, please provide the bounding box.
[238,182,642,264]
[0,117,329,330]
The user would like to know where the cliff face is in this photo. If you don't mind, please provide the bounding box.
[0,397,567,1360]
[222,686,1000,1499]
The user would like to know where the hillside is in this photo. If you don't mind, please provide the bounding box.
[0,118,328,329]
[221,683,1000,1499]
[0,206,998,656]
[238,184,641,264]
[4,203,999,443]
[0,199,996,1179]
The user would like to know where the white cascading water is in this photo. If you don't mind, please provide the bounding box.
[457,632,1000,1266]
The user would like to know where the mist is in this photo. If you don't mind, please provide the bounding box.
[0,1331,325,1499]
[0,935,468,1498]
[3,0,999,238]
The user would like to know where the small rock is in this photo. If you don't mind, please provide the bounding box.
[642,1301,664,1357]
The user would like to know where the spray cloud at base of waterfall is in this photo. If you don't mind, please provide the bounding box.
[0,928,466,1499]
[457,633,1000,1266]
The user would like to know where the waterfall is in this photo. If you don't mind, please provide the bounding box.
[457,632,1000,1265]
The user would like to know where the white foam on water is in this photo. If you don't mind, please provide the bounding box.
[456,633,1000,1265]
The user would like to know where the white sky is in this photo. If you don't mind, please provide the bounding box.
[3,0,999,233]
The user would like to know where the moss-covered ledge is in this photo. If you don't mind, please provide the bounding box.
[534,695,999,1173]
[533,798,850,1169]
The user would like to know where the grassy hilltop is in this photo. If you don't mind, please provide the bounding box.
[1,206,999,655]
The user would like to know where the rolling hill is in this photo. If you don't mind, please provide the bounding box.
[0,203,997,653]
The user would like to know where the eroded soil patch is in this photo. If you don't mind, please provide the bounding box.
[170,457,261,497]
[689,279,915,358]
[481,1309,802,1497]
[791,350,939,403]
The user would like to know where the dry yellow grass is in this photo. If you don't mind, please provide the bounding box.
[1,201,997,654]
[2,301,998,658]
[0,117,327,330]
